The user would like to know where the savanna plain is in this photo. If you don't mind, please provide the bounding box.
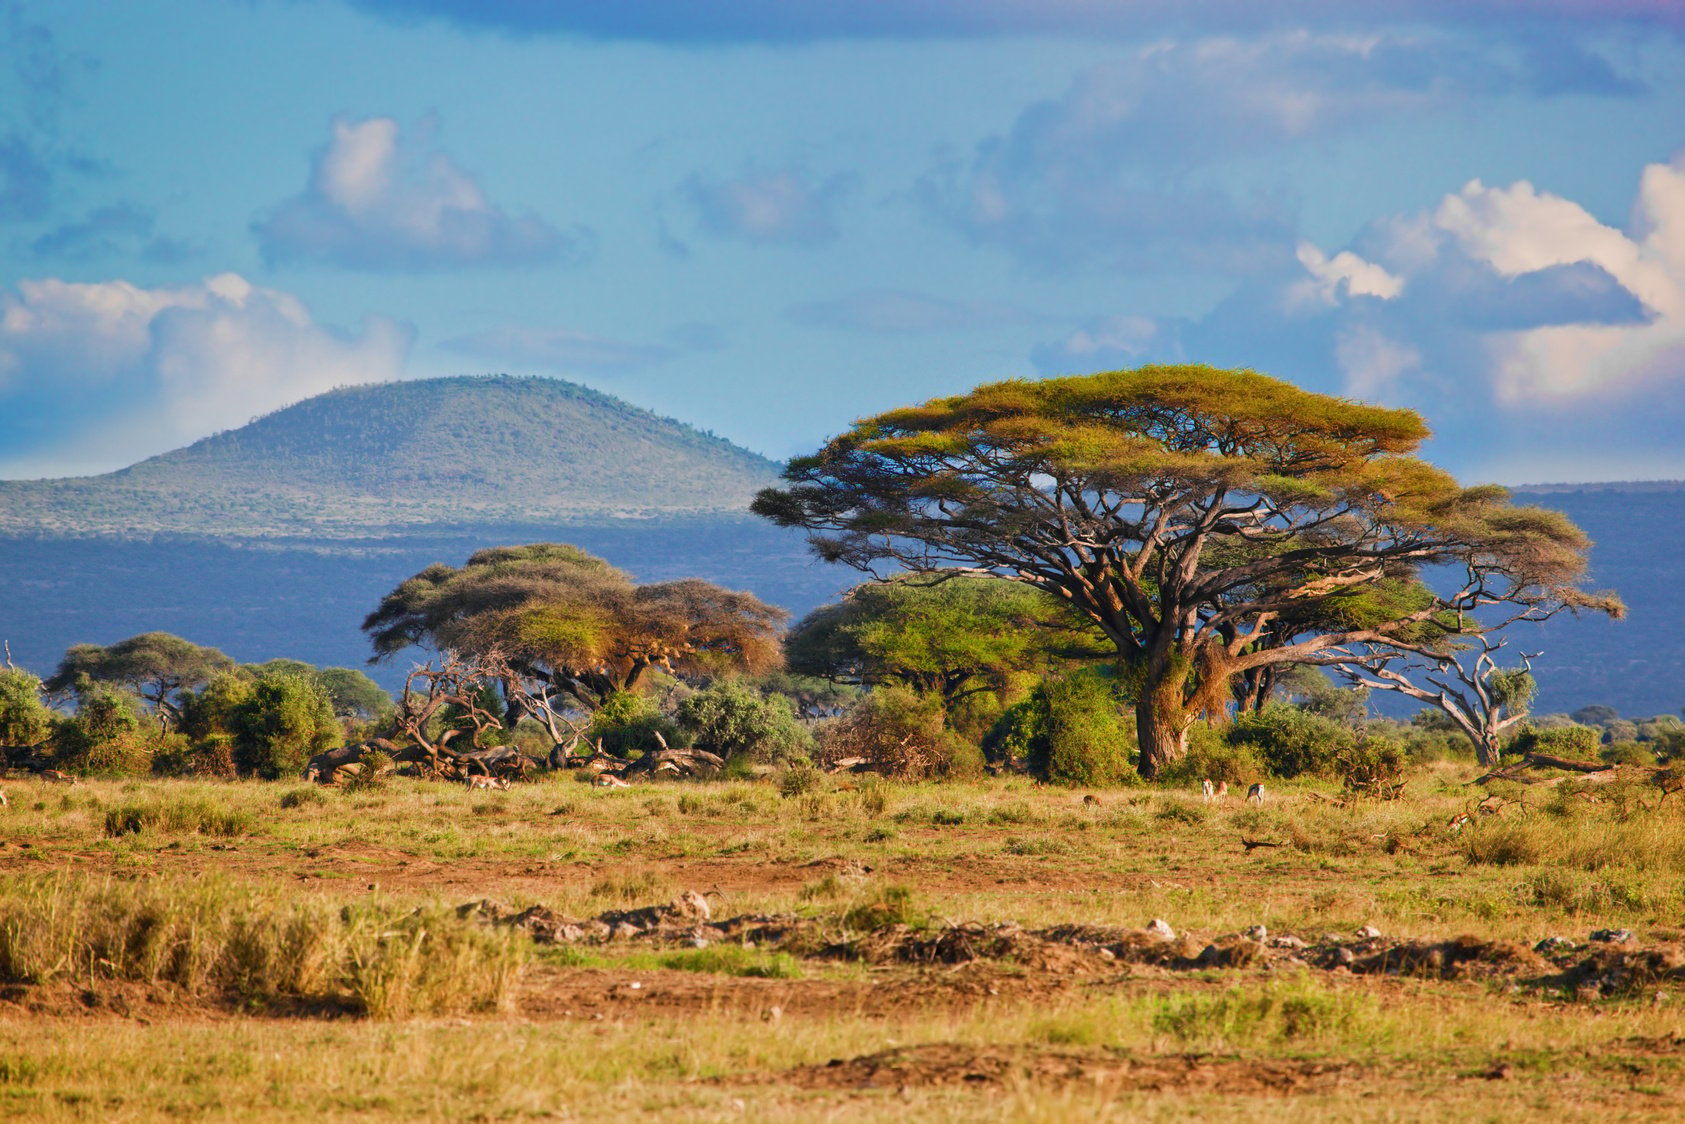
[3,767,1684,1122]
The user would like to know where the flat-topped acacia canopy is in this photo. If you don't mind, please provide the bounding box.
[753,365,1606,776]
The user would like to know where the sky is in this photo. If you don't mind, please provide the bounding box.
[2,1,1685,484]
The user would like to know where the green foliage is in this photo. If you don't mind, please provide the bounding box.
[0,666,53,745]
[1510,724,1602,760]
[51,678,149,775]
[230,674,338,779]
[982,672,1136,786]
[314,666,395,723]
[786,573,1107,715]
[45,632,235,729]
[587,691,686,758]
[1228,703,1352,779]
[676,678,812,763]
[1155,724,1267,786]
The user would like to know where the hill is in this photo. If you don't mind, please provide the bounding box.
[0,375,782,536]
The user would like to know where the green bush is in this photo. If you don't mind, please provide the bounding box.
[1156,724,1266,786]
[1228,703,1351,779]
[676,679,812,763]
[587,691,687,758]
[983,672,1137,786]
[0,666,53,746]
[1510,724,1601,761]
[51,680,152,776]
[231,674,338,779]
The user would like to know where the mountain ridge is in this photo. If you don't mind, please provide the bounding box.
[0,375,782,536]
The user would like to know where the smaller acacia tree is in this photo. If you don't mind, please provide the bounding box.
[362,545,786,741]
[45,633,235,732]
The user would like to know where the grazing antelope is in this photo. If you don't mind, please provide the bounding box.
[1246,783,1266,805]
[594,773,631,789]
[1447,811,1472,834]
[464,774,509,792]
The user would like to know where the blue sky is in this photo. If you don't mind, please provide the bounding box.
[2,1,1684,484]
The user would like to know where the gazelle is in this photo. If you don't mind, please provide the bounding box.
[1246,783,1266,805]
[464,774,510,792]
[1201,778,1215,802]
[594,773,631,789]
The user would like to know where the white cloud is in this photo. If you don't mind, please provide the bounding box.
[1290,242,1404,308]
[0,273,411,477]
[683,168,855,246]
[254,116,587,270]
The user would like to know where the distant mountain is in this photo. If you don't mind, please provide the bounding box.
[0,375,782,536]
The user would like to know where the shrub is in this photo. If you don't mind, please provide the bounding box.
[52,681,152,776]
[1157,724,1266,786]
[231,674,338,779]
[982,672,1137,786]
[815,687,960,778]
[676,679,812,764]
[1228,703,1351,779]
[0,666,53,746]
[1510,724,1601,761]
[587,691,687,758]
[1333,735,1407,796]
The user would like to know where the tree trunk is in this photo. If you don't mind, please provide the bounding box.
[1135,672,1194,779]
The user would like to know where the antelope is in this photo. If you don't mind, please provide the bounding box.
[1447,811,1472,833]
[594,773,631,789]
[1215,781,1228,801]
[37,769,77,785]
[0,788,8,807]
[1201,778,1215,802]
[1246,783,1265,805]
[464,774,509,792]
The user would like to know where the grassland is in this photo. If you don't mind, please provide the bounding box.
[2,766,1684,1120]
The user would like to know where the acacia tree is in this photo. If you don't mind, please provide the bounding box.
[753,365,1608,777]
[361,544,786,723]
[44,632,236,731]
[787,573,1109,712]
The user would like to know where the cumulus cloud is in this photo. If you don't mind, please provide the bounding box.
[254,116,587,270]
[439,325,677,375]
[0,274,411,477]
[337,1,1684,43]
[787,290,1037,334]
[916,29,1645,273]
[1031,315,1181,374]
[682,168,855,246]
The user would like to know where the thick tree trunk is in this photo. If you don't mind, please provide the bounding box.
[1135,674,1194,779]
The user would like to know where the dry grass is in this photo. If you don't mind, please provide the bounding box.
[3,767,1685,1119]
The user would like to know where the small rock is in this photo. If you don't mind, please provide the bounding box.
[1590,928,1634,944]
[1356,924,1382,940]
[1243,925,1267,942]
[628,981,643,990]
[1330,947,1356,967]
[689,936,710,949]
[1534,936,1575,954]
[761,1005,783,1023]
[1145,918,1176,941]
[1270,934,1306,950]
[1096,947,1116,961]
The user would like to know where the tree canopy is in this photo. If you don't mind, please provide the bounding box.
[753,364,1614,776]
[786,573,1109,710]
[361,543,786,715]
[44,632,236,731]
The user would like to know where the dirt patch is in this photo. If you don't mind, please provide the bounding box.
[766,1042,1360,1095]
